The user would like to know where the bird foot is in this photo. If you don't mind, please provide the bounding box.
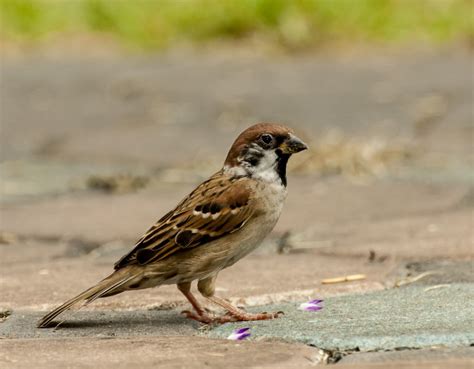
[181,309,283,324]
[224,310,284,322]
[181,310,216,324]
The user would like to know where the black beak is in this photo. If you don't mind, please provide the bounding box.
[281,134,308,154]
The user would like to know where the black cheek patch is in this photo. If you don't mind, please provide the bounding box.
[244,150,264,166]
[248,157,260,166]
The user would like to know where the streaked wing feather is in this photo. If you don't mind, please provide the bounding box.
[114,172,254,269]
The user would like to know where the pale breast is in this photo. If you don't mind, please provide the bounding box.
[221,180,287,266]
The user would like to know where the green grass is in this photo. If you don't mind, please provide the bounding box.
[1,0,472,51]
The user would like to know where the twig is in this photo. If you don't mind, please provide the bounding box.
[321,274,366,284]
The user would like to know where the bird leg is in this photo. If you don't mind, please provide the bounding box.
[177,282,215,324]
[198,276,283,323]
[179,278,283,324]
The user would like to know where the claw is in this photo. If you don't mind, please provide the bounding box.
[181,310,214,324]
[226,311,284,321]
[181,307,284,324]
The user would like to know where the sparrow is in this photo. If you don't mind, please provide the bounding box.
[38,123,307,328]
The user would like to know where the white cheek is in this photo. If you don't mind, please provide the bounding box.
[224,149,283,186]
[251,151,281,184]
[258,150,278,169]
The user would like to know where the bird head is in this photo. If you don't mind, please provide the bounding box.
[224,123,307,186]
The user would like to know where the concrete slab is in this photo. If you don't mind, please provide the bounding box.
[338,346,474,365]
[401,260,474,285]
[0,310,198,339]
[0,337,324,369]
[209,284,474,352]
[334,360,473,369]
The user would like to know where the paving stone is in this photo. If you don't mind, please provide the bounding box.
[209,284,474,352]
[0,310,198,339]
[338,346,474,365]
[0,337,324,369]
[402,260,474,285]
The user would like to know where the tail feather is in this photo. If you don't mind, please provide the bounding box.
[37,269,139,328]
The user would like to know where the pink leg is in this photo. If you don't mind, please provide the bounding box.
[179,278,284,324]
[177,282,214,324]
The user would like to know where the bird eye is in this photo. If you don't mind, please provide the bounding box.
[260,134,273,145]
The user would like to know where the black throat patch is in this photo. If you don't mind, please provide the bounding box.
[276,150,290,187]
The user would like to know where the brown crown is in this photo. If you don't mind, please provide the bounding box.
[224,123,293,167]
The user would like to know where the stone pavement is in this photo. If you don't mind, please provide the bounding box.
[1,49,473,368]
[210,284,474,352]
[1,180,472,367]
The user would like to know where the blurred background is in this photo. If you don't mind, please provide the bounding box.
[1,0,472,197]
[0,0,473,317]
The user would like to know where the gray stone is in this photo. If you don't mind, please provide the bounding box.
[0,309,198,339]
[0,337,324,369]
[209,284,474,352]
[339,347,474,364]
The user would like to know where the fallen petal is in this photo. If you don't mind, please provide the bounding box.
[304,305,323,312]
[234,327,250,334]
[227,327,251,340]
[299,299,324,312]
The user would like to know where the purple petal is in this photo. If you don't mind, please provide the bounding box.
[235,332,251,340]
[235,327,250,334]
[299,299,324,312]
[227,327,252,340]
[304,305,323,312]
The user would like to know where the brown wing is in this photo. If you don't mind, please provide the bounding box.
[114,171,254,269]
